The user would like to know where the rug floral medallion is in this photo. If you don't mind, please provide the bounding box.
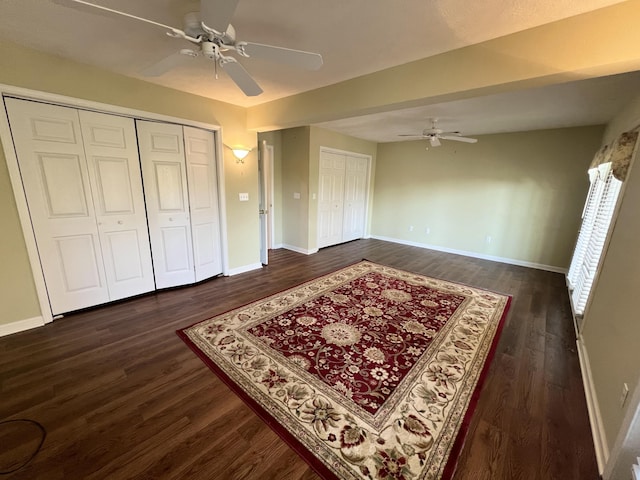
[178,261,511,480]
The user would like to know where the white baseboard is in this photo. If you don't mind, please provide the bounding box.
[577,336,609,474]
[0,316,45,337]
[272,243,284,249]
[282,244,319,255]
[227,263,263,276]
[370,235,567,274]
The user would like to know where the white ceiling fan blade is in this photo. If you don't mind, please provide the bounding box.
[220,59,263,97]
[142,51,196,77]
[397,134,423,137]
[53,0,179,32]
[430,137,441,147]
[201,0,240,33]
[440,135,478,143]
[240,43,323,70]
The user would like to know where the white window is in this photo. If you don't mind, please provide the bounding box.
[567,162,622,317]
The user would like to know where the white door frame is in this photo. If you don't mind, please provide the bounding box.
[258,141,274,264]
[0,84,229,324]
[267,144,275,249]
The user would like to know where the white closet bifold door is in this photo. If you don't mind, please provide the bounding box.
[137,120,195,288]
[78,110,155,300]
[317,151,346,248]
[317,149,369,249]
[342,155,368,242]
[5,98,110,314]
[183,126,223,281]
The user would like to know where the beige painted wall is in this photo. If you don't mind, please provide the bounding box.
[582,94,640,452]
[372,126,604,268]
[0,40,260,325]
[308,126,377,251]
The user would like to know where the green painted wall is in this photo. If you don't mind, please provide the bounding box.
[276,126,377,252]
[0,147,40,323]
[0,40,260,325]
[371,126,604,268]
[582,94,640,451]
[281,127,310,250]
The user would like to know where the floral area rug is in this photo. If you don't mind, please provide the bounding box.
[177,261,511,480]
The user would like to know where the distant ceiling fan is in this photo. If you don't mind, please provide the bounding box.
[55,0,324,97]
[398,119,478,147]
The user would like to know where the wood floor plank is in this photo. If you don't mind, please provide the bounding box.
[0,239,598,479]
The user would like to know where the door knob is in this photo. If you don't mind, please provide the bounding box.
[117,220,123,225]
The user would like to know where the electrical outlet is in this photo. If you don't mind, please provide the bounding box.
[621,383,630,407]
[486,235,492,244]
[293,192,301,199]
[425,227,430,235]
[409,225,414,232]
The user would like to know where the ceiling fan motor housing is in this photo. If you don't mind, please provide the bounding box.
[202,41,218,59]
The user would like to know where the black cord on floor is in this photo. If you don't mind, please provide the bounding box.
[0,419,46,475]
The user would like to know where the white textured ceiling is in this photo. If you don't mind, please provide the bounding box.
[0,0,630,108]
[2,0,639,141]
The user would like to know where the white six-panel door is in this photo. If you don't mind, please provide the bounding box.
[5,98,110,314]
[342,156,368,242]
[79,110,155,300]
[183,126,223,281]
[318,151,346,248]
[137,120,195,288]
[7,98,224,315]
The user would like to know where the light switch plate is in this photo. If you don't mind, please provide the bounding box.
[293,192,301,199]
[239,193,249,201]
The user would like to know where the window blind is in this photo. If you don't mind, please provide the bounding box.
[568,163,622,316]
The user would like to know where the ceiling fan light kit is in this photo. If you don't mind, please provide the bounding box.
[59,0,324,97]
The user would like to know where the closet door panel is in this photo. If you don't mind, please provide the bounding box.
[79,110,155,300]
[318,151,345,248]
[342,156,368,242]
[184,126,222,281]
[5,98,109,314]
[137,120,195,288]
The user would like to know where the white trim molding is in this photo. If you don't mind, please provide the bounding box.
[577,335,609,474]
[227,263,263,276]
[282,244,319,255]
[370,235,567,274]
[0,316,45,337]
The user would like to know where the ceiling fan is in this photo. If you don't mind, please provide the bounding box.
[54,0,324,97]
[398,119,478,147]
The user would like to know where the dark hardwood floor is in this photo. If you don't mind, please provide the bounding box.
[0,239,599,479]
